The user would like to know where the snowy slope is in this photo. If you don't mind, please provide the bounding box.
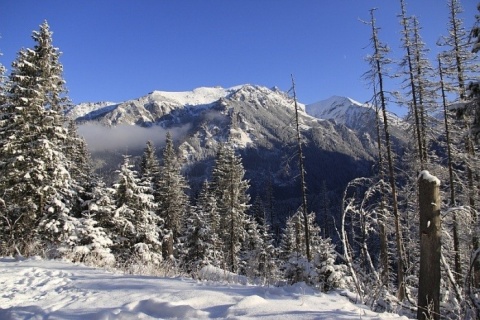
[306,96,404,131]
[149,86,241,107]
[0,257,411,319]
[66,101,118,120]
[306,96,370,128]
[68,86,244,126]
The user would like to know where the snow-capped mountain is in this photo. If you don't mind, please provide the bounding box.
[68,86,243,127]
[306,95,407,153]
[68,85,407,222]
[306,95,404,131]
[307,96,372,129]
[66,101,118,120]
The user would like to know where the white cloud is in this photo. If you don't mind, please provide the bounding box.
[78,123,192,152]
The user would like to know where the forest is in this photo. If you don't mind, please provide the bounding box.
[1,0,480,319]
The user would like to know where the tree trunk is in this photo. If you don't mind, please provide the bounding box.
[162,233,174,260]
[291,74,310,262]
[439,57,462,282]
[373,86,390,288]
[370,9,406,300]
[399,0,424,168]
[417,171,441,320]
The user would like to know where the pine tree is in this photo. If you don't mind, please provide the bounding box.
[139,140,161,188]
[182,181,219,274]
[211,144,250,273]
[398,0,427,167]
[279,209,341,289]
[368,8,406,301]
[0,49,7,107]
[279,209,313,284]
[240,216,264,278]
[156,132,189,259]
[470,3,480,140]
[473,3,480,54]
[68,176,117,267]
[0,21,75,256]
[112,155,162,263]
[65,119,95,216]
[398,1,438,168]
[240,214,278,284]
[0,49,8,222]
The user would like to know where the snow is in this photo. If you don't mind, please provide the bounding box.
[0,257,411,319]
[149,85,242,107]
[66,101,118,119]
[229,127,253,148]
[305,96,368,124]
[305,95,404,131]
[418,170,441,186]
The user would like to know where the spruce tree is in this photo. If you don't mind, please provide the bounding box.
[156,132,189,259]
[211,144,250,273]
[279,209,340,289]
[0,21,75,256]
[240,214,278,284]
[65,119,95,216]
[0,49,7,107]
[182,181,218,274]
[140,140,161,188]
[112,155,161,263]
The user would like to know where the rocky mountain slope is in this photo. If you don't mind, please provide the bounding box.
[68,85,407,228]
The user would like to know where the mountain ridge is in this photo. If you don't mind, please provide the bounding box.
[68,84,407,230]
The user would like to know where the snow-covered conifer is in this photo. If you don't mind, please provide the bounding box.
[211,144,250,273]
[112,155,161,263]
[140,140,161,184]
[182,182,218,274]
[279,209,342,290]
[0,49,7,107]
[156,132,189,259]
[0,21,76,256]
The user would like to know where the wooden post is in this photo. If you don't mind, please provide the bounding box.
[417,170,441,320]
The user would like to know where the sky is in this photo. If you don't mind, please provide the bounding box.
[0,1,477,109]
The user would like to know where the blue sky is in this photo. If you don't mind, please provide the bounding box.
[0,1,477,109]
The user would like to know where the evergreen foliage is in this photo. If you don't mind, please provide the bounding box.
[156,132,189,259]
[280,209,343,291]
[182,181,218,274]
[0,21,75,256]
[211,144,250,273]
[111,155,162,263]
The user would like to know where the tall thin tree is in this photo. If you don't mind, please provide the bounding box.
[290,74,311,262]
[369,8,406,301]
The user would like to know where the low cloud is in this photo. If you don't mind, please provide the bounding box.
[78,123,192,152]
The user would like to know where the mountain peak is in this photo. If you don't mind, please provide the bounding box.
[307,95,369,115]
[305,96,375,130]
[311,95,364,109]
[146,86,237,107]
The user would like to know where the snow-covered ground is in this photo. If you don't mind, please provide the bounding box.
[0,257,410,319]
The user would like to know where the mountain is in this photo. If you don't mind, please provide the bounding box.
[307,96,375,130]
[306,95,407,153]
[68,85,407,230]
[69,86,241,126]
